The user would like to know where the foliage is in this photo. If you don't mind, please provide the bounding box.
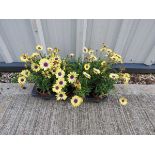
[18,44,130,107]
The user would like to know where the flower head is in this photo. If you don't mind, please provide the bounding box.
[74,80,81,90]
[52,84,62,93]
[70,95,83,108]
[67,72,78,83]
[84,63,90,70]
[31,63,40,72]
[93,68,100,74]
[56,78,67,88]
[31,52,40,58]
[83,71,91,79]
[53,48,60,53]
[18,76,26,85]
[56,91,67,101]
[83,47,89,53]
[20,70,30,78]
[20,54,29,62]
[47,47,53,53]
[109,73,119,80]
[55,69,65,78]
[42,71,51,78]
[36,45,43,51]
[119,97,128,105]
[39,58,51,70]
[101,61,107,66]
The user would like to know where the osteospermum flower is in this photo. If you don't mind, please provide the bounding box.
[74,80,81,90]
[67,72,78,83]
[47,47,53,53]
[93,68,100,74]
[89,54,97,62]
[42,71,51,78]
[56,91,67,101]
[52,84,62,93]
[56,78,67,88]
[20,69,30,78]
[55,69,65,78]
[101,61,107,66]
[83,71,91,79]
[53,48,60,53]
[70,95,83,108]
[20,54,29,62]
[39,58,51,70]
[109,73,119,80]
[18,76,26,85]
[83,47,89,53]
[31,63,40,72]
[84,63,90,70]
[36,45,43,51]
[119,97,128,105]
[31,52,40,58]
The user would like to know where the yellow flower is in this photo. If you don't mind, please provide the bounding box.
[20,54,29,62]
[74,80,81,90]
[56,78,67,88]
[53,48,60,53]
[51,67,57,74]
[84,63,90,70]
[52,84,62,93]
[120,73,130,84]
[55,69,65,78]
[89,54,97,62]
[31,52,40,58]
[42,71,51,78]
[93,68,100,74]
[100,44,107,52]
[83,71,91,79]
[31,63,40,72]
[109,73,119,80]
[106,48,113,54]
[20,69,30,78]
[71,95,83,108]
[101,61,107,66]
[36,45,43,51]
[88,48,94,54]
[83,47,89,53]
[67,72,78,83]
[119,97,128,105]
[18,76,26,85]
[70,95,83,108]
[39,58,51,70]
[47,47,53,53]
[56,91,67,101]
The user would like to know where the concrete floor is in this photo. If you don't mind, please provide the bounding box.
[0,83,155,135]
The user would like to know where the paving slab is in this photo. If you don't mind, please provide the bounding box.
[0,83,155,135]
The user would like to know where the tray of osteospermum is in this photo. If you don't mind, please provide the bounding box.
[18,44,130,108]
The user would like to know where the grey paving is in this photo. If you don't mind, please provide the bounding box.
[0,83,155,135]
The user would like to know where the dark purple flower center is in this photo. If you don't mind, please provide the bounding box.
[74,99,78,103]
[55,58,58,60]
[44,62,48,67]
[59,94,63,97]
[70,75,74,79]
[122,100,124,102]
[59,81,63,85]
[58,72,62,76]
[21,79,24,82]
[35,66,38,69]
[56,86,59,90]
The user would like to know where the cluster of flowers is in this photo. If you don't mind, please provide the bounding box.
[18,44,130,107]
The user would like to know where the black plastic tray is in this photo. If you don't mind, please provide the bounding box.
[31,85,107,102]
